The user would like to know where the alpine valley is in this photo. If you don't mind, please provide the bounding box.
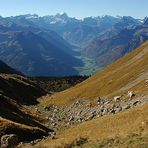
[0,14,148,76]
[0,12,148,148]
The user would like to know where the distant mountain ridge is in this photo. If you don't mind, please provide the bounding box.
[27,14,142,47]
[1,13,142,47]
[82,23,148,68]
[0,18,83,76]
[0,13,147,76]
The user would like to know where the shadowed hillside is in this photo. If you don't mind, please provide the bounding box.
[0,74,46,105]
[0,31,83,76]
[0,60,21,75]
[0,74,52,143]
[0,95,51,141]
[30,75,89,93]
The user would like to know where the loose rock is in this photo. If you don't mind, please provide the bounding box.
[113,96,121,101]
[1,134,18,148]
[128,91,135,98]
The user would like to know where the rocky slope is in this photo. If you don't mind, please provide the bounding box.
[31,95,148,132]
[34,104,148,148]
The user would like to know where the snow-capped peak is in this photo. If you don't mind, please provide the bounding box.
[49,12,69,24]
[59,12,65,15]
[25,14,39,19]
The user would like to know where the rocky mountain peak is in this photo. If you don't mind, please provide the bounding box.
[144,17,148,25]
[55,12,68,18]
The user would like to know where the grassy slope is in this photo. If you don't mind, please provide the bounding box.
[42,41,148,106]
[36,104,148,148]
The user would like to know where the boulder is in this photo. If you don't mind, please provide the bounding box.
[96,97,101,105]
[114,106,122,113]
[122,104,131,110]
[49,132,56,139]
[69,116,74,121]
[86,114,95,121]
[44,105,52,111]
[113,96,121,101]
[132,100,140,106]
[1,134,18,148]
[128,91,135,98]
[75,101,80,106]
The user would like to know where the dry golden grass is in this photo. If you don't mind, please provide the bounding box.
[91,133,148,148]
[35,104,148,148]
[42,41,148,106]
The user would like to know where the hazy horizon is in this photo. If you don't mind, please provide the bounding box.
[0,0,147,19]
[0,12,147,20]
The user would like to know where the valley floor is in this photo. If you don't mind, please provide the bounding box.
[74,55,102,75]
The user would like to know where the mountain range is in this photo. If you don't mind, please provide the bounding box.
[21,14,142,47]
[0,20,82,76]
[0,13,148,76]
[83,21,148,68]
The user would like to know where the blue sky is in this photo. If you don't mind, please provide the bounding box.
[0,0,147,19]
